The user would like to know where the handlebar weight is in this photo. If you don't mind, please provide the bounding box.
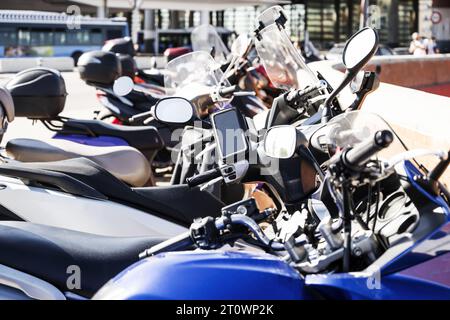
[186,168,222,188]
[344,130,394,167]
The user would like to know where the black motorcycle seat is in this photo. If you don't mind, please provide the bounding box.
[61,119,164,152]
[137,70,165,87]
[4,158,224,226]
[101,90,157,119]
[0,221,166,298]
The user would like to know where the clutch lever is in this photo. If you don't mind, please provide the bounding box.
[200,176,224,191]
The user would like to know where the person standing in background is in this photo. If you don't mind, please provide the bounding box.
[409,32,427,56]
[425,36,440,54]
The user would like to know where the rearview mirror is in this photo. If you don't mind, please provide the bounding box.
[264,126,298,159]
[342,27,378,71]
[113,76,134,96]
[153,97,195,124]
[321,27,378,122]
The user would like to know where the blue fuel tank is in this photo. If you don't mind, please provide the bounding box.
[93,250,311,300]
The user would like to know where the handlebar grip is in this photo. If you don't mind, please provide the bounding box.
[219,85,238,98]
[186,168,222,188]
[344,130,394,167]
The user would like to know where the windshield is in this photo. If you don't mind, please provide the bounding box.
[256,5,285,29]
[164,51,225,94]
[191,24,230,64]
[325,111,408,161]
[254,24,318,90]
[326,111,450,175]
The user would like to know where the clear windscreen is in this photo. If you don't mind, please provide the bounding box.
[254,23,318,90]
[164,51,225,96]
[325,110,450,185]
[325,111,407,160]
[255,5,285,29]
[191,24,230,64]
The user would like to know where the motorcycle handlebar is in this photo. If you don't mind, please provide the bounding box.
[186,168,222,188]
[343,130,394,168]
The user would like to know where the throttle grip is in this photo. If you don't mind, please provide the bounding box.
[344,130,394,167]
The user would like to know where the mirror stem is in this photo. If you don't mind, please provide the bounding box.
[321,70,355,123]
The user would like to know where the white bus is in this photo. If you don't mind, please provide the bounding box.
[0,10,129,63]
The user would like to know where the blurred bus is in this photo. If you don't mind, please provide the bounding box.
[0,10,129,64]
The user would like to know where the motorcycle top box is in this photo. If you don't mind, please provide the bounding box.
[78,50,121,86]
[6,67,67,119]
[102,37,136,57]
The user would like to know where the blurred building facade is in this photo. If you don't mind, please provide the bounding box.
[0,0,448,51]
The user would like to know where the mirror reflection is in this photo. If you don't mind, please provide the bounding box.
[155,97,194,124]
[343,28,377,69]
[264,126,297,159]
[113,76,134,97]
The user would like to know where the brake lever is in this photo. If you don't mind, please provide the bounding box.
[233,91,256,97]
[200,176,224,191]
[143,116,155,125]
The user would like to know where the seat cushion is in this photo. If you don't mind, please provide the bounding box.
[6,138,151,187]
[0,221,166,298]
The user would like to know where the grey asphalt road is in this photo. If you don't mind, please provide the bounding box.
[0,71,102,147]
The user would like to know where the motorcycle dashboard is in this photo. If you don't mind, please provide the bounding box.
[210,108,249,163]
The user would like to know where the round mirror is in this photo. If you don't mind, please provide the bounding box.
[342,28,378,70]
[113,76,134,96]
[264,125,297,159]
[231,34,251,57]
[154,97,194,124]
